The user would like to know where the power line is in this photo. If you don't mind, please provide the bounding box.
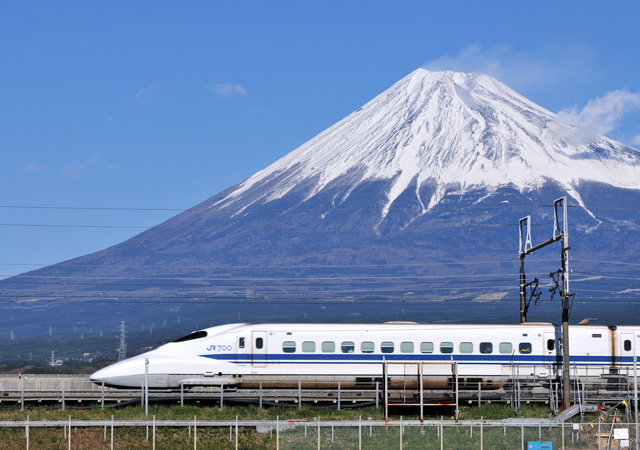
[0,258,558,269]
[0,294,638,305]
[0,222,533,230]
[1,203,640,212]
[0,270,559,283]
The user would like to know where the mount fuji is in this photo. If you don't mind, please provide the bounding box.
[3,69,640,337]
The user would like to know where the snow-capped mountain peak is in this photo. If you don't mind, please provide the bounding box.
[214,69,640,214]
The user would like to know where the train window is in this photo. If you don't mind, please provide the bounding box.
[239,337,245,349]
[421,342,434,353]
[592,334,602,338]
[361,341,375,353]
[381,342,394,353]
[547,339,555,351]
[460,342,473,353]
[519,342,532,354]
[302,341,316,353]
[499,342,512,354]
[282,341,296,353]
[322,341,335,353]
[172,331,208,343]
[625,340,632,352]
[342,341,355,353]
[401,342,414,353]
[256,337,264,349]
[440,342,453,354]
[480,342,493,354]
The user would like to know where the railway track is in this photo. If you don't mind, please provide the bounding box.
[0,373,634,412]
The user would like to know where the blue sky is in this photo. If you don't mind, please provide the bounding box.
[1,1,639,278]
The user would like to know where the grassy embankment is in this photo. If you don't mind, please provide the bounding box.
[0,402,617,449]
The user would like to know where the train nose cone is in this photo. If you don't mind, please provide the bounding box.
[90,355,147,388]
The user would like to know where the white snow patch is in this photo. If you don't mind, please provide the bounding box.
[213,69,640,214]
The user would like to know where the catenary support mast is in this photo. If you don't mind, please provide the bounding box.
[518,197,573,410]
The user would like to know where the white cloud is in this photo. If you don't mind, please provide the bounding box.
[61,152,103,179]
[206,82,247,97]
[134,84,160,101]
[25,164,48,173]
[423,44,593,91]
[424,44,640,146]
[555,90,640,145]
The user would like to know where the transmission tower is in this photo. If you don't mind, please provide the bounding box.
[118,321,127,361]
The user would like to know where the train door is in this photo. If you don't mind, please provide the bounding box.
[620,332,635,367]
[543,332,559,365]
[252,331,267,367]
[236,335,247,365]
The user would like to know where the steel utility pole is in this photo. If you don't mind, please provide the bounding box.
[556,197,573,411]
[518,197,573,410]
[118,321,127,362]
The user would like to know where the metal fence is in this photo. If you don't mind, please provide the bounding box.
[0,366,636,413]
[1,417,638,449]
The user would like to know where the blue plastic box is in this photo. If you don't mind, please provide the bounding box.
[528,442,553,450]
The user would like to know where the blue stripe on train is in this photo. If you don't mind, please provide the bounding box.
[198,353,629,365]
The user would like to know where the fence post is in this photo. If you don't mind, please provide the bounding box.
[480,417,483,450]
[235,415,238,450]
[277,415,279,450]
[153,415,156,450]
[101,381,105,409]
[194,415,197,450]
[181,381,184,407]
[259,382,263,409]
[420,362,424,421]
[298,381,301,408]
[375,382,379,409]
[440,416,443,450]
[359,416,362,450]
[400,416,403,449]
[26,415,29,450]
[521,418,524,450]
[562,420,564,450]
[384,360,388,420]
[111,415,114,450]
[318,416,320,450]
[62,380,65,410]
[68,415,71,450]
[220,382,224,408]
[21,377,24,411]
[338,382,341,410]
[145,358,149,417]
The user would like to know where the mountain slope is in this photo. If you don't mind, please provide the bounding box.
[2,69,640,337]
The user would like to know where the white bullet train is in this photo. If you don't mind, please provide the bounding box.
[90,322,640,390]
